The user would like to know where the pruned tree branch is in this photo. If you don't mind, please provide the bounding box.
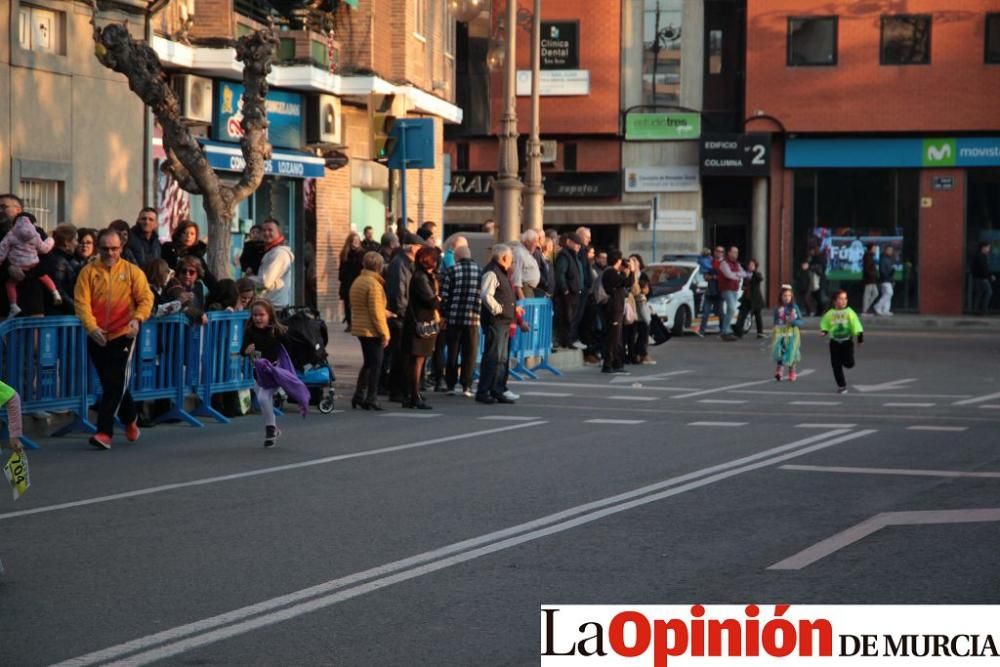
[229,27,280,204]
[162,147,202,196]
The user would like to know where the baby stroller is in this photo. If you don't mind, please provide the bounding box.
[274,306,336,414]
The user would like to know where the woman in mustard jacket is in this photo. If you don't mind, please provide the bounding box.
[349,252,391,410]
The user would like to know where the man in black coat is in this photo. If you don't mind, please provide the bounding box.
[554,233,585,349]
[971,241,994,315]
[43,224,79,315]
[127,207,162,270]
[601,250,633,374]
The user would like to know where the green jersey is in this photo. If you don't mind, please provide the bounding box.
[820,307,863,342]
[0,381,14,406]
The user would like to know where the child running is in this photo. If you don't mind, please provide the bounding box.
[820,289,864,394]
[771,285,803,381]
[0,213,60,316]
[0,380,23,454]
[240,299,308,448]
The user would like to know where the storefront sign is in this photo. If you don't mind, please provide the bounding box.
[541,22,579,69]
[200,140,324,178]
[699,133,771,176]
[653,209,697,231]
[214,81,304,150]
[516,70,590,96]
[450,171,619,199]
[624,167,699,193]
[787,137,1000,168]
[932,176,954,191]
[625,113,701,141]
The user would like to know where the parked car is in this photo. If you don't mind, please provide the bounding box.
[644,261,705,335]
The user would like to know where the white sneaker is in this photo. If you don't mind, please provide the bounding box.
[7,303,21,317]
[502,390,519,401]
[462,389,474,398]
[571,340,587,350]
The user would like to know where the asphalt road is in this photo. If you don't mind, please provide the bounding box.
[2,326,999,665]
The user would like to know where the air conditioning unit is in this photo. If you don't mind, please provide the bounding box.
[171,74,213,124]
[540,140,557,163]
[306,94,342,145]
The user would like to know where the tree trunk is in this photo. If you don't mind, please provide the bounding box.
[202,191,234,279]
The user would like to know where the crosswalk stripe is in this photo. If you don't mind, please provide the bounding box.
[380,413,442,419]
[697,399,748,405]
[606,396,658,402]
[585,419,646,425]
[688,421,747,427]
[791,401,841,406]
[907,425,968,432]
[883,402,935,408]
[478,416,541,421]
[797,423,856,429]
[521,391,572,397]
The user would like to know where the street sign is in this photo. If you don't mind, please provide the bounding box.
[386,119,435,170]
[699,133,772,176]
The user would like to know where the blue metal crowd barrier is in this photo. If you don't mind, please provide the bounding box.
[0,311,256,448]
[510,298,561,378]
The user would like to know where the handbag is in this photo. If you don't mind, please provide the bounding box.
[415,311,441,338]
[623,298,637,325]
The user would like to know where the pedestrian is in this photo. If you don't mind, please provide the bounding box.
[384,235,421,401]
[697,246,723,336]
[554,233,585,349]
[145,259,181,316]
[873,245,896,316]
[417,220,439,246]
[771,286,803,382]
[511,229,541,300]
[239,224,266,276]
[0,213,61,317]
[625,254,653,364]
[207,278,240,311]
[807,247,829,314]
[718,246,749,340]
[441,234,467,271]
[361,225,381,254]
[236,277,256,311]
[75,228,97,271]
[476,244,517,404]
[106,220,141,266]
[349,251,390,411]
[861,244,879,315]
[241,299,308,447]
[820,289,864,394]
[161,220,215,289]
[43,223,78,315]
[795,260,814,316]
[441,244,482,397]
[600,250,634,374]
[0,381,23,454]
[734,259,765,338]
[403,245,441,409]
[338,231,364,330]
[971,241,994,315]
[74,228,153,449]
[126,208,162,268]
[250,218,295,308]
[168,255,208,324]
[534,234,554,297]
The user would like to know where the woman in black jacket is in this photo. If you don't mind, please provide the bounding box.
[735,259,765,338]
[337,231,365,330]
[161,220,216,290]
[402,246,441,410]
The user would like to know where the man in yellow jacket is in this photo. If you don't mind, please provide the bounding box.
[75,228,153,449]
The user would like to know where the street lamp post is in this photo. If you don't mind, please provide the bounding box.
[494,0,522,243]
[522,0,544,233]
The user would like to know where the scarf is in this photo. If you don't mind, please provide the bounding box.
[264,234,287,253]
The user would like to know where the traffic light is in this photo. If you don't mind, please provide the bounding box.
[370,94,397,161]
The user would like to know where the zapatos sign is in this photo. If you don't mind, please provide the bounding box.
[541,605,1000,665]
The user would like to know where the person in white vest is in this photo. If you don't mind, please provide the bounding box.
[251,218,294,307]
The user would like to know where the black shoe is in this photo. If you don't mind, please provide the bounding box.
[388,393,403,403]
[475,395,497,405]
[364,400,384,411]
[413,400,433,410]
[601,367,613,374]
[612,368,630,375]
[264,425,278,448]
[351,396,368,410]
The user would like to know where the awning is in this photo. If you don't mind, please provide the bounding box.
[199,139,326,179]
[444,204,652,227]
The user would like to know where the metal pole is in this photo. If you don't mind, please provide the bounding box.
[652,194,658,263]
[494,0,522,243]
[399,122,408,235]
[523,0,544,233]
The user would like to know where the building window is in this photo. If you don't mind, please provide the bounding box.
[414,0,426,38]
[445,3,456,56]
[881,15,931,65]
[19,178,64,230]
[987,14,1000,63]
[708,29,723,74]
[456,143,469,170]
[787,16,837,66]
[642,0,682,106]
[18,3,64,55]
[563,143,577,172]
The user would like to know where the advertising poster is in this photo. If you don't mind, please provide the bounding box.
[814,228,904,281]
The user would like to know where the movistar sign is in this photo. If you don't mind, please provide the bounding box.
[786,137,1000,168]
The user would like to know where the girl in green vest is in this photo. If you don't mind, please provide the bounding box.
[820,290,864,394]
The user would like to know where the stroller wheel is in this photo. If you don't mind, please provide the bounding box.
[318,395,335,414]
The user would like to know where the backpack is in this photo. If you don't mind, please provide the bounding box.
[592,268,610,305]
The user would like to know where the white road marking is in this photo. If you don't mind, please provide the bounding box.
[477,416,541,421]
[769,508,1000,570]
[55,429,872,667]
[697,399,748,405]
[781,464,1000,479]
[978,404,1000,410]
[606,396,658,402]
[854,378,916,393]
[954,391,1000,406]
[610,369,693,384]
[796,423,856,429]
[0,422,547,522]
[688,421,747,427]
[380,413,442,418]
[510,380,695,392]
[672,379,773,400]
[585,419,646,425]
[791,401,841,406]
[883,402,935,408]
[907,425,968,432]
[733,390,968,399]
[520,391,573,397]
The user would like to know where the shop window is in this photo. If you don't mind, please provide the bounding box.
[18,3,65,55]
[987,14,1000,64]
[19,178,63,230]
[881,15,931,65]
[787,17,837,66]
[642,0,683,106]
[966,170,1000,312]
